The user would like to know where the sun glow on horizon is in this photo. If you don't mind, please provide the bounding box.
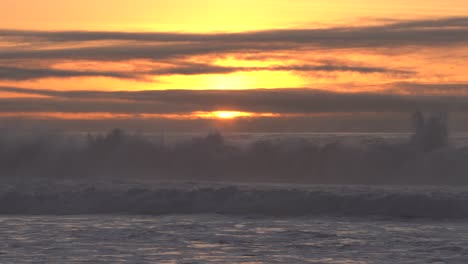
[0,111,280,120]
[212,111,251,119]
[194,111,278,119]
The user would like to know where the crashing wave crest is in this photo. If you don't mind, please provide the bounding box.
[1,181,467,219]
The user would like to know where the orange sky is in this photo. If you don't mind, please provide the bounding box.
[2,0,468,31]
[1,1,468,129]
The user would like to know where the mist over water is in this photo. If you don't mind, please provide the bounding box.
[0,112,465,185]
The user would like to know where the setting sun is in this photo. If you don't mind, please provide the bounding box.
[214,111,250,119]
[194,111,253,119]
[190,111,279,119]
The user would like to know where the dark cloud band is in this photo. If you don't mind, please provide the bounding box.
[0,62,409,81]
[1,17,468,63]
[0,86,466,114]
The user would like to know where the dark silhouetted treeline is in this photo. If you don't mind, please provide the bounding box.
[0,112,466,185]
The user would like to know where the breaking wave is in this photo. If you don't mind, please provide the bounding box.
[1,181,468,219]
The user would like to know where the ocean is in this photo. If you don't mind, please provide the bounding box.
[0,182,468,263]
[1,132,468,263]
[1,214,467,263]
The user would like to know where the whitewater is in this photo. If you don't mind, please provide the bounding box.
[1,180,468,218]
[0,181,467,263]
